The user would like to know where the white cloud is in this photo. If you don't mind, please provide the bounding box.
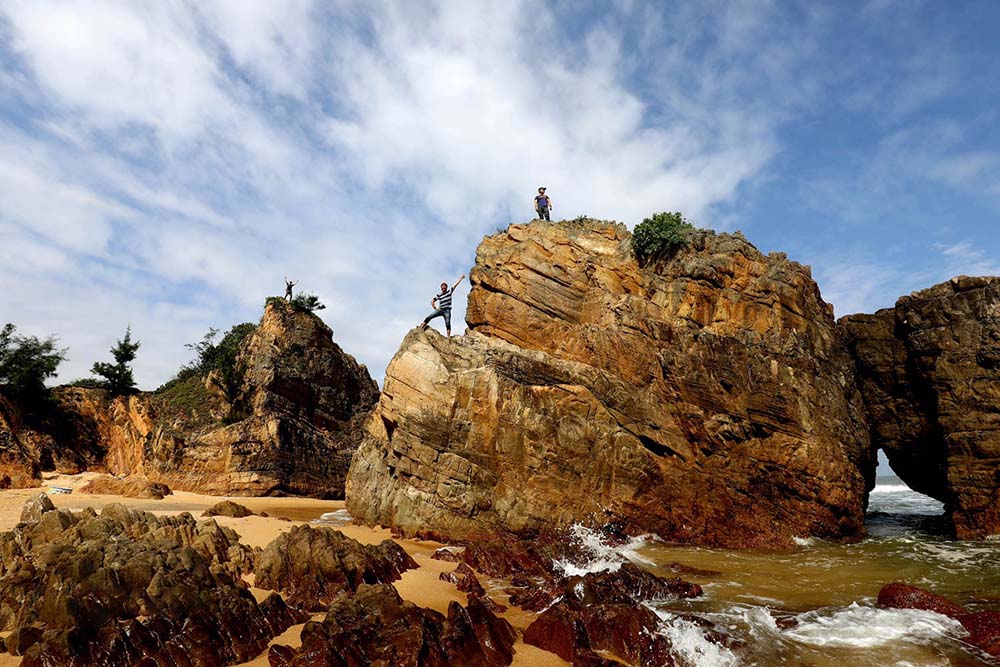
[3,0,992,392]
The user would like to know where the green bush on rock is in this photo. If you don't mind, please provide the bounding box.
[631,211,694,263]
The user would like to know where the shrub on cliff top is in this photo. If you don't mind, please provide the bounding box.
[631,211,694,263]
[265,294,326,313]
[169,322,255,400]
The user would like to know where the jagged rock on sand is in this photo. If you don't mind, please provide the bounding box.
[203,499,256,518]
[17,492,54,524]
[77,473,171,499]
[0,498,304,665]
[268,583,517,667]
[842,276,1000,539]
[348,219,872,548]
[253,524,418,611]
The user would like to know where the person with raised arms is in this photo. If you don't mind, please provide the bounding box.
[419,274,465,339]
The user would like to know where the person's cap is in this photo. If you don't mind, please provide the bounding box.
[538,186,546,191]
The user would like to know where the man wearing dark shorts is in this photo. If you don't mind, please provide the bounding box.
[534,186,552,220]
[420,274,465,338]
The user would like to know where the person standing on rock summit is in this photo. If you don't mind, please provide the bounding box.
[284,277,296,301]
[534,187,552,221]
[419,274,465,338]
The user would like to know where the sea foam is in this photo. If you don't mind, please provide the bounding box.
[551,523,655,576]
[745,602,967,650]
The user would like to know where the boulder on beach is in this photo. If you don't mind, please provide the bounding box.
[203,499,256,518]
[78,473,171,499]
[347,220,872,548]
[254,524,418,610]
[878,582,1000,657]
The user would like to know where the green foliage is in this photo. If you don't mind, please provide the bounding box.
[264,293,325,313]
[185,323,255,374]
[168,322,255,401]
[572,214,589,223]
[91,327,140,396]
[0,323,66,400]
[290,293,326,312]
[631,211,694,263]
[66,378,105,389]
[150,371,222,429]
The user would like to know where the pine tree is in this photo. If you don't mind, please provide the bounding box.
[92,327,141,396]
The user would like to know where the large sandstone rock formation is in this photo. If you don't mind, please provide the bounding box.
[0,301,378,498]
[347,220,873,547]
[842,276,1000,539]
[126,301,379,496]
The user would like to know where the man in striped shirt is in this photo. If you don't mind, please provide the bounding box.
[419,273,465,338]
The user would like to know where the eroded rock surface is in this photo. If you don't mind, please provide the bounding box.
[254,524,417,611]
[842,276,1000,539]
[203,500,256,518]
[268,583,516,667]
[348,220,872,547]
[78,474,171,499]
[0,499,304,665]
[0,301,379,499]
[131,301,379,497]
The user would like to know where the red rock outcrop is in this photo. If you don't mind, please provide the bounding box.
[253,524,417,611]
[0,395,40,488]
[129,301,380,497]
[347,220,872,547]
[878,582,1000,657]
[842,276,1000,539]
[268,583,516,667]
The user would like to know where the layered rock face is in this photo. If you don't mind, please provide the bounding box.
[842,276,1000,539]
[0,395,40,488]
[348,220,872,547]
[0,388,123,486]
[1,301,378,498]
[130,301,379,497]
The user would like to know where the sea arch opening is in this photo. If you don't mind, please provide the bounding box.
[866,450,948,538]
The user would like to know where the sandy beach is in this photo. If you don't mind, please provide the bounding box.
[0,473,566,667]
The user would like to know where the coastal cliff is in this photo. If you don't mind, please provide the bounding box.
[842,276,1000,539]
[0,301,378,498]
[346,220,874,547]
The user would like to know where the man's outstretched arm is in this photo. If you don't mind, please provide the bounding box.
[451,274,466,291]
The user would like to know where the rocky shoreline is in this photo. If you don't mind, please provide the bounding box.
[2,217,999,665]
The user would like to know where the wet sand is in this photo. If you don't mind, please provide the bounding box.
[0,474,568,667]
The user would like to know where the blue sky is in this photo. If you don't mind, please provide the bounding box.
[0,1,998,389]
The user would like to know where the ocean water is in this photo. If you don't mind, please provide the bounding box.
[318,478,998,665]
[585,475,999,666]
